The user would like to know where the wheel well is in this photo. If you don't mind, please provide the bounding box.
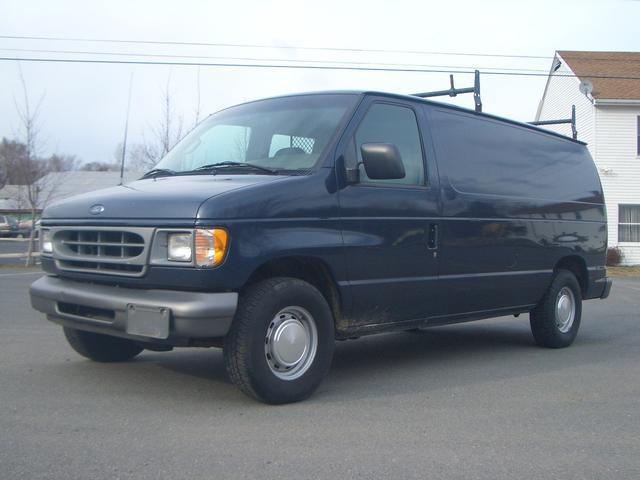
[555,256,588,294]
[245,256,343,323]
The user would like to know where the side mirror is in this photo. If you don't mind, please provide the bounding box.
[360,143,405,180]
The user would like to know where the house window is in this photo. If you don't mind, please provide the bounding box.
[619,205,640,242]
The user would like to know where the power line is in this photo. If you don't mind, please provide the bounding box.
[0,47,552,74]
[2,55,640,80]
[0,34,554,60]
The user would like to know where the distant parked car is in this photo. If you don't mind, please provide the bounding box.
[16,219,40,238]
[0,215,19,237]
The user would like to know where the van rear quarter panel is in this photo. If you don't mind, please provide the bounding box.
[425,106,606,314]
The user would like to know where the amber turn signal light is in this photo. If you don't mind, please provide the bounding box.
[194,228,228,267]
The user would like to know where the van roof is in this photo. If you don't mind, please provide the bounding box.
[251,90,586,145]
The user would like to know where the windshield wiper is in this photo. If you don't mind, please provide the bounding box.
[189,161,279,175]
[141,168,177,179]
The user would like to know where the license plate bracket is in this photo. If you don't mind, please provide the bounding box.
[126,304,170,339]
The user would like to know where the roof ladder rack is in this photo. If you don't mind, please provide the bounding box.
[412,70,482,113]
[529,105,577,140]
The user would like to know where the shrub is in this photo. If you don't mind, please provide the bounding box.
[606,247,624,266]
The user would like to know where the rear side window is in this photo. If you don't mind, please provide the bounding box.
[354,103,425,186]
[429,108,602,202]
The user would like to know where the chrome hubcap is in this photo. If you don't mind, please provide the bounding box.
[265,306,317,380]
[555,287,576,333]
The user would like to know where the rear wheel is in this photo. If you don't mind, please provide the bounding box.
[224,277,335,404]
[530,270,582,348]
[63,327,144,362]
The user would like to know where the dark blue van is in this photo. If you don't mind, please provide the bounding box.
[30,92,612,403]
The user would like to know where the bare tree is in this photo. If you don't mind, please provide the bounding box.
[0,159,6,189]
[126,142,158,172]
[155,74,184,158]
[126,74,185,172]
[13,64,54,266]
[82,161,119,172]
[47,153,79,172]
[1,140,76,180]
[0,137,28,184]
[233,127,251,162]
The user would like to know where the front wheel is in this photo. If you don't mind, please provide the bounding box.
[224,277,335,404]
[530,270,582,348]
[63,327,144,362]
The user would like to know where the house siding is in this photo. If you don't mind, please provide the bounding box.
[595,105,640,265]
[536,55,595,155]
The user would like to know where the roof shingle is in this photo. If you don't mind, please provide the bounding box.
[557,50,640,100]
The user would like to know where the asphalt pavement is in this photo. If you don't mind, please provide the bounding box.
[0,239,38,266]
[1,270,638,479]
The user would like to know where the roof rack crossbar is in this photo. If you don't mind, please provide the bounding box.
[412,70,482,112]
[529,105,577,140]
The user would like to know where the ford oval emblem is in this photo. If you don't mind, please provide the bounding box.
[89,204,105,215]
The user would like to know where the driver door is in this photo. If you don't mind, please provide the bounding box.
[338,98,441,326]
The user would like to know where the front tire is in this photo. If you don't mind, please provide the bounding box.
[530,270,582,348]
[63,327,144,362]
[224,277,335,404]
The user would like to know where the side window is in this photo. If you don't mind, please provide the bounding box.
[354,103,425,186]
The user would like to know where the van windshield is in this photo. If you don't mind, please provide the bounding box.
[152,94,358,176]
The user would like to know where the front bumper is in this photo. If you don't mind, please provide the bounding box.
[30,276,237,345]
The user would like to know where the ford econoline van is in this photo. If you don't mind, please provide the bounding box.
[30,92,612,403]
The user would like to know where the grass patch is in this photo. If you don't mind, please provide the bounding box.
[0,263,41,270]
[608,266,640,277]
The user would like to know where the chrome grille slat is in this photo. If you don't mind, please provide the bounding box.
[50,226,153,277]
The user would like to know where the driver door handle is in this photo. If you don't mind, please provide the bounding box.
[427,223,439,250]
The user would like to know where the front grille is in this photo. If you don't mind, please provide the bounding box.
[60,230,144,258]
[57,259,145,275]
[51,227,153,277]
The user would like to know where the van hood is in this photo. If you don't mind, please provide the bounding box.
[42,174,286,222]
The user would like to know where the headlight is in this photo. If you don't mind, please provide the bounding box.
[41,229,52,255]
[167,232,193,262]
[195,228,228,267]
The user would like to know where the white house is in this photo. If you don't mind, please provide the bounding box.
[536,51,640,265]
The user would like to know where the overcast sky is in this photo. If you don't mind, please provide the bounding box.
[1,0,639,165]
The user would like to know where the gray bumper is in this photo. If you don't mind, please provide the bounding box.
[30,276,237,345]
